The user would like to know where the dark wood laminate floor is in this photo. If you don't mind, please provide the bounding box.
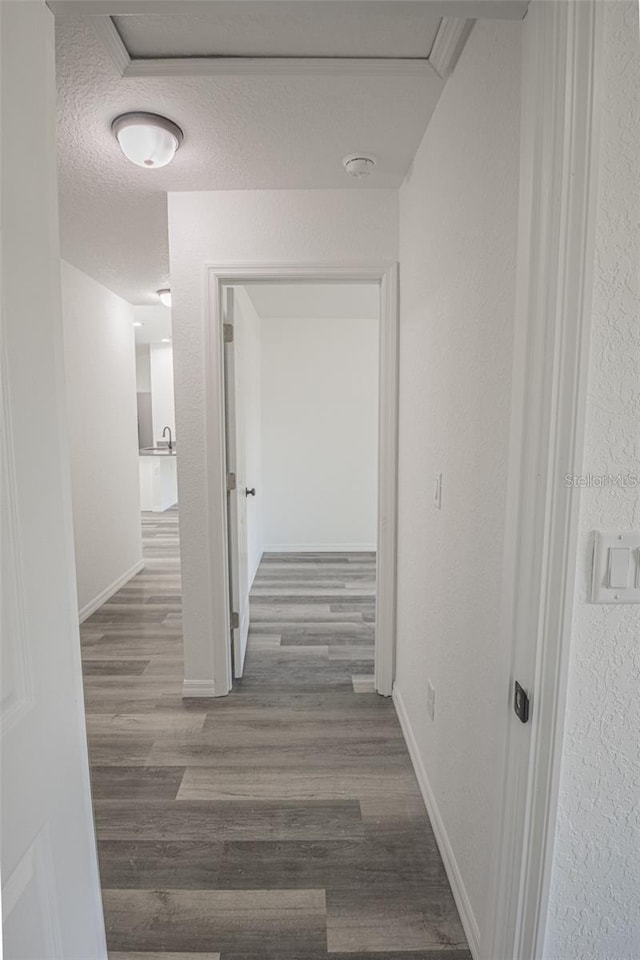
[81,509,470,960]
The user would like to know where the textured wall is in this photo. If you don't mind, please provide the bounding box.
[61,260,142,614]
[168,189,398,689]
[395,19,523,942]
[544,4,640,957]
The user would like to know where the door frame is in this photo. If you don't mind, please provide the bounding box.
[484,1,603,957]
[203,262,399,698]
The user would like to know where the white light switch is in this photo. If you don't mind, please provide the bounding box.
[592,532,640,603]
[608,547,630,589]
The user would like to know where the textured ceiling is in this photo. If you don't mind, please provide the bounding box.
[55,11,446,305]
[246,282,380,320]
[113,3,442,59]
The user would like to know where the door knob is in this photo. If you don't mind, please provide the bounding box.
[245,487,256,497]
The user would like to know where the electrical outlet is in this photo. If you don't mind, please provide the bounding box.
[427,680,436,721]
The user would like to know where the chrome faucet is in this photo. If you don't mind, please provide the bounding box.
[162,426,173,451]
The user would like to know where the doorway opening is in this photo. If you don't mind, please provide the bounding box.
[134,304,178,517]
[205,263,399,699]
[223,282,380,690]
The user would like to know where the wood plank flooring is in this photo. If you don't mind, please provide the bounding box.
[80,509,470,960]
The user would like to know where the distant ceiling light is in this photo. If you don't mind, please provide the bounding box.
[112,112,183,169]
[157,288,172,307]
[133,321,143,328]
[161,338,172,343]
[343,153,376,178]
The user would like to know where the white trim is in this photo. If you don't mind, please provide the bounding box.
[86,10,481,82]
[50,1,529,19]
[78,558,144,623]
[374,261,399,697]
[90,16,130,76]
[182,679,216,698]
[125,56,435,80]
[262,544,377,554]
[484,2,603,958]
[428,18,475,78]
[89,15,435,81]
[393,685,480,959]
[202,262,398,700]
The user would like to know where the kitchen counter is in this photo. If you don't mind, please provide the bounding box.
[139,448,177,457]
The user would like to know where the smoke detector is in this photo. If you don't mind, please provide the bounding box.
[343,154,376,178]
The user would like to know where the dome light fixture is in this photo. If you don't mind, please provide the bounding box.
[112,112,183,169]
[343,153,376,178]
[157,288,171,308]
[133,321,143,328]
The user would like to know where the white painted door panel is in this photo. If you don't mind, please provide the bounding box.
[1,4,106,956]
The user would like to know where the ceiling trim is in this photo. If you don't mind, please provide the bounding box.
[90,18,440,79]
[50,1,529,18]
[428,17,475,77]
[124,57,436,79]
[90,15,475,81]
[91,16,130,75]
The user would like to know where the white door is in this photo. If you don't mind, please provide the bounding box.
[1,6,106,957]
[223,288,250,678]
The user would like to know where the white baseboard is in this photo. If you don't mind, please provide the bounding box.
[78,558,145,623]
[392,684,481,959]
[182,679,217,698]
[263,543,377,553]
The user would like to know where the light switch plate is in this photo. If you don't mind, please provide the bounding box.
[591,531,640,603]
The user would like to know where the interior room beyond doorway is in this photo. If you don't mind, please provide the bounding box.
[225,282,380,683]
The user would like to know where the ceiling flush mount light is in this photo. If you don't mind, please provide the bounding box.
[162,338,172,344]
[112,112,183,169]
[133,321,143,328]
[343,153,376,178]
[157,288,171,308]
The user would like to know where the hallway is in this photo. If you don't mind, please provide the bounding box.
[80,512,470,959]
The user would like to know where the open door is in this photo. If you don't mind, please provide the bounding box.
[223,287,250,678]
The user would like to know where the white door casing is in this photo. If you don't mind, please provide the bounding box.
[484,2,604,957]
[223,288,250,678]
[200,263,398,699]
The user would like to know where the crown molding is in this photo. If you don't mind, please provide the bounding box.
[124,55,434,79]
[428,18,475,78]
[91,15,130,76]
[52,1,529,18]
[90,14,458,81]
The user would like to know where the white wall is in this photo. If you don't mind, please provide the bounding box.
[235,287,263,584]
[168,189,398,693]
[135,344,151,392]
[61,260,143,617]
[545,4,640,957]
[1,3,106,955]
[393,19,523,951]
[149,342,176,443]
[261,314,378,550]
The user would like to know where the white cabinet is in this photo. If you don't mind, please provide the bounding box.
[139,454,178,512]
